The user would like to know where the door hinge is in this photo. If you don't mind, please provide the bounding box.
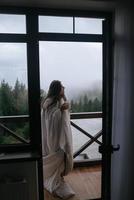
[99,144,120,154]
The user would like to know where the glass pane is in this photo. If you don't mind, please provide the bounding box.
[0,14,26,33]
[39,16,73,33]
[0,43,29,144]
[75,17,103,34]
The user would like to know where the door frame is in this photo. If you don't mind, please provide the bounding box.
[37,9,113,200]
[0,7,113,200]
[101,18,114,200]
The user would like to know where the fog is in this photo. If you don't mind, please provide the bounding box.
[39,41,102,99]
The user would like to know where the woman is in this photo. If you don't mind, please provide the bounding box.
[41,80,75,199]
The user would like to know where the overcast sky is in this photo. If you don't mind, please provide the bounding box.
[0,14,102,98]
[0,43,27,87]
[39,41,102,97]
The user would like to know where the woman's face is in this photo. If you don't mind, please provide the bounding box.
[60,85,65,97]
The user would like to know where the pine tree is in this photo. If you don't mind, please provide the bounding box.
[83,94,88,112]
[78,97,82,112]
[88,99,93,112]
[0,80,14,116]
[92,97,102,111]
[70,100,74,112]
[13,79,28,115]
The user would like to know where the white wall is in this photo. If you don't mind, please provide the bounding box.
[111,1,134,199]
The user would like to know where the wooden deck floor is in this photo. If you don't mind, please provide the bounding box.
[44,165,101,200]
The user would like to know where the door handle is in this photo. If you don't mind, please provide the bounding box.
[112,144,120,152]
[99,144,120,154]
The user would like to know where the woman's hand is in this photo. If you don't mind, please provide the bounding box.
[60,102,69,111]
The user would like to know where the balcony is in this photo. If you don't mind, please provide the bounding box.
[0,112,102,199]
[0,112,102,163]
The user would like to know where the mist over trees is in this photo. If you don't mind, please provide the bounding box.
[66,81,102,112]
[0,79,102,144]
[0,79,102,116]
[41,84,102,113]
[70,95,102,113]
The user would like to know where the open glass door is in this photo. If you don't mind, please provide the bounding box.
[38,14,105,199]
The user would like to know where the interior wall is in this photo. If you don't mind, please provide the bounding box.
[0,161,39,200]
[111,1,134,199]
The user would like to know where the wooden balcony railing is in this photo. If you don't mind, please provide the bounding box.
[0,115,29,144]
[0,112,102,163]
[70,112,102,163]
